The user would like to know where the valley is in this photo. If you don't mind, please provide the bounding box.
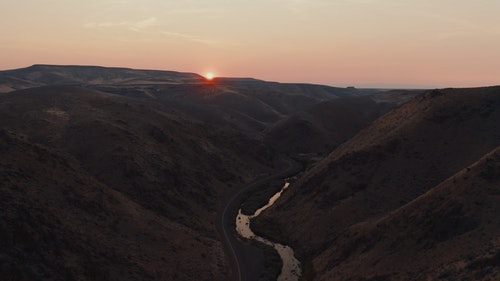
[0,65,498,281]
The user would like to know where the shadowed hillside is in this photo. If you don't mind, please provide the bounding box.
[313,146,500,280]
[255,86,500,280]
[0,86,273,280]
[260,90,420,155]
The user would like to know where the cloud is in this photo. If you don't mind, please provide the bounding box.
[83,16,225,46]
[83,21,128,28]
[160,30,218,45]
[133,17,157,29]
[84,17,157,31]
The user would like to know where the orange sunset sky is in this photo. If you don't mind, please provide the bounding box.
[1,0,499,88]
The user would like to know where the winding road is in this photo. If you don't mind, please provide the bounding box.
[215,156,302,281]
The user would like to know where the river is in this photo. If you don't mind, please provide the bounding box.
[235,182,302,281]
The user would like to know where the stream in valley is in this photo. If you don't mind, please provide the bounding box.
[235,182,302,281]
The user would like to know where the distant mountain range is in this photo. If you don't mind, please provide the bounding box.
[0,64,203,88]
[0,65,498,280]
[1,65,376,136]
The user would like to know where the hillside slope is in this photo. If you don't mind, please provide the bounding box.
[0,86,273,280]
[255,87,500,280]
[260,90,419,154]
[315,146,500,280]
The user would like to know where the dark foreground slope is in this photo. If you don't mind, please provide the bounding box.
[0,86,273,280]
[255,87,500,280]
[313,146,500,281]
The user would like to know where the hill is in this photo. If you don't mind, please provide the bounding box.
[0,64,203,88]
[260,90,420,155]
[254,86,500,280]
[0,86,273,280]
[0,65,368,136]
[312,146,500,280]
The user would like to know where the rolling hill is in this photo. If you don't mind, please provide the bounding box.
[0,64,203,88]
[0,65,369,136]
[312,146,500,280]
[0,85,273,280]
[254,86,500,280]
[260,90,420,155]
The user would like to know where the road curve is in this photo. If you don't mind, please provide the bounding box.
[215,155,302,281]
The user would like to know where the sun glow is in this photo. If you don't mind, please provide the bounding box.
[205,72,215,80]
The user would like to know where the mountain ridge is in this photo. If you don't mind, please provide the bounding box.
[0,65,373,137]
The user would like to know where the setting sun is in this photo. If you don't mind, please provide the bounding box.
[205,73,215,80]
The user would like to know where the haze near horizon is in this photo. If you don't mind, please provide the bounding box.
[1,0,499,88]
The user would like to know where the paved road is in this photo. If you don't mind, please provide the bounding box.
[215,155,302,281]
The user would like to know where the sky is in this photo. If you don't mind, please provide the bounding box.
[1,0,500,88]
